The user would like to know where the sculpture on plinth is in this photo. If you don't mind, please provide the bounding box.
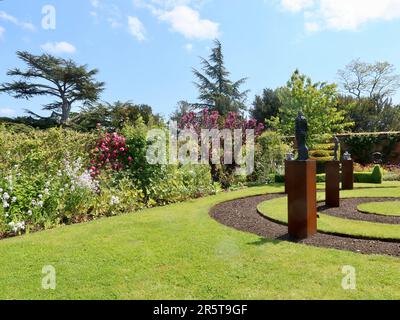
[342,151,352,161]
[295,111,309,161]
[333,136,340,161]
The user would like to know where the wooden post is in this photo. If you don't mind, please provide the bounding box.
[342,160,354,190]
[286,160,317,239]
[325,161,340,207]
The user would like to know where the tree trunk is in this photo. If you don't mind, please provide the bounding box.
[61,100,71,124]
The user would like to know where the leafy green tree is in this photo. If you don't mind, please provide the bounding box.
[170,100,193,122]
[270,70,353,145]
[250,88,282,125]
[338,59,400,100]
[337,59,400,132]
[0,51,104,124]
[337,95,400,132]
[71,101,163,131]
[192,40,249,115]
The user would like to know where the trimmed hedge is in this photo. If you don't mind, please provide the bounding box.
[274,174,326,183]
[354,165,383,184]
[310,150,331,158]
[276,165,383,184]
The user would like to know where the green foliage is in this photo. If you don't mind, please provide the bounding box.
[122,120,215,205]
[314,143,335,151]
[337,95,400,133]
[72,101,163,132]
[0,124,215,238]
[274,173,326,183]
[250,88,281,125]
[192,40,248,115]
[371,165,383,184]
[269,70,353,145]
[354,166,383,184]
[310,150,331,158]
[344,133,400,164]
[250,131,290,184]
[0,51,104,124]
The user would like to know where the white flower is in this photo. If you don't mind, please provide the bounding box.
[11,196,17,203]
[3,201,9,208]
[110,196,120,206]
[8,221,25,233]
[38,201,44,207]
[57,170,62,177]
[31,199,37,206]
[70,185,76,192]
[2,192,10,200]
[44,188,50,195]
[38,194,43,199]
[27,210,32,216]
[0,188,3,193]
[4,213,9,218]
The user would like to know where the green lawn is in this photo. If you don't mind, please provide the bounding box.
[0,183,399,300]
[358,201,400,216]
[258,186,400,240]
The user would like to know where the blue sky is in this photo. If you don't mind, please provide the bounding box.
[1,0,400,119]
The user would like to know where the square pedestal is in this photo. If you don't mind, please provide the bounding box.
[342,160,354,190]
[325,161,340,207]
[286,160,317,239]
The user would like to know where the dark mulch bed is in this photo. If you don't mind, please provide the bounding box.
[319,198,400,224]
[209,194,400,257]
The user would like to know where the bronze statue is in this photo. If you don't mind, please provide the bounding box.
[333,136,340,161]
[295,111,309,161]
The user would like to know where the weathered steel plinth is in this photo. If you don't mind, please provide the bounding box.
[325,161,340,207]
[286,160,317,239]
[284,160,289,194]
[342,160,354,190]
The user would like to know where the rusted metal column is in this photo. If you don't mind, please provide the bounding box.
[325,161,340,207]
[341,160,354,190]
[286,160,317,239]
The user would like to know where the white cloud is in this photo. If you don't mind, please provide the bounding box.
[89,1,122,29]
[304,21,320,32]
[0,108,16,116]
[90,0,100,8]
[134,0,220,40]
[184,43,193,52]
[281,0,315,12]
[0,11,36,31]
[280,0,400,31]
[41,42,77,54]
[158,6,219,39]
[0,26,5,38]
[128,16,146,41]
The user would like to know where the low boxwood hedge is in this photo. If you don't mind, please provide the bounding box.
[275,165,383,184]
[354,165,383,184]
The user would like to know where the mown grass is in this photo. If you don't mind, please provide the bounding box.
[0,183,399,300]
[258,184,400,240]
[358,201,400,217]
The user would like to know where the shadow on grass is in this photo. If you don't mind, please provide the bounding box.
[247,234,301,246]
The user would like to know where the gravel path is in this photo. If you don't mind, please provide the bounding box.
[318,198,400,224]
[209,194,400,257]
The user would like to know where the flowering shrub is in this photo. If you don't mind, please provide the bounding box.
[179,109,265,188]
[90,125,133,177]
[0,123,216,239]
